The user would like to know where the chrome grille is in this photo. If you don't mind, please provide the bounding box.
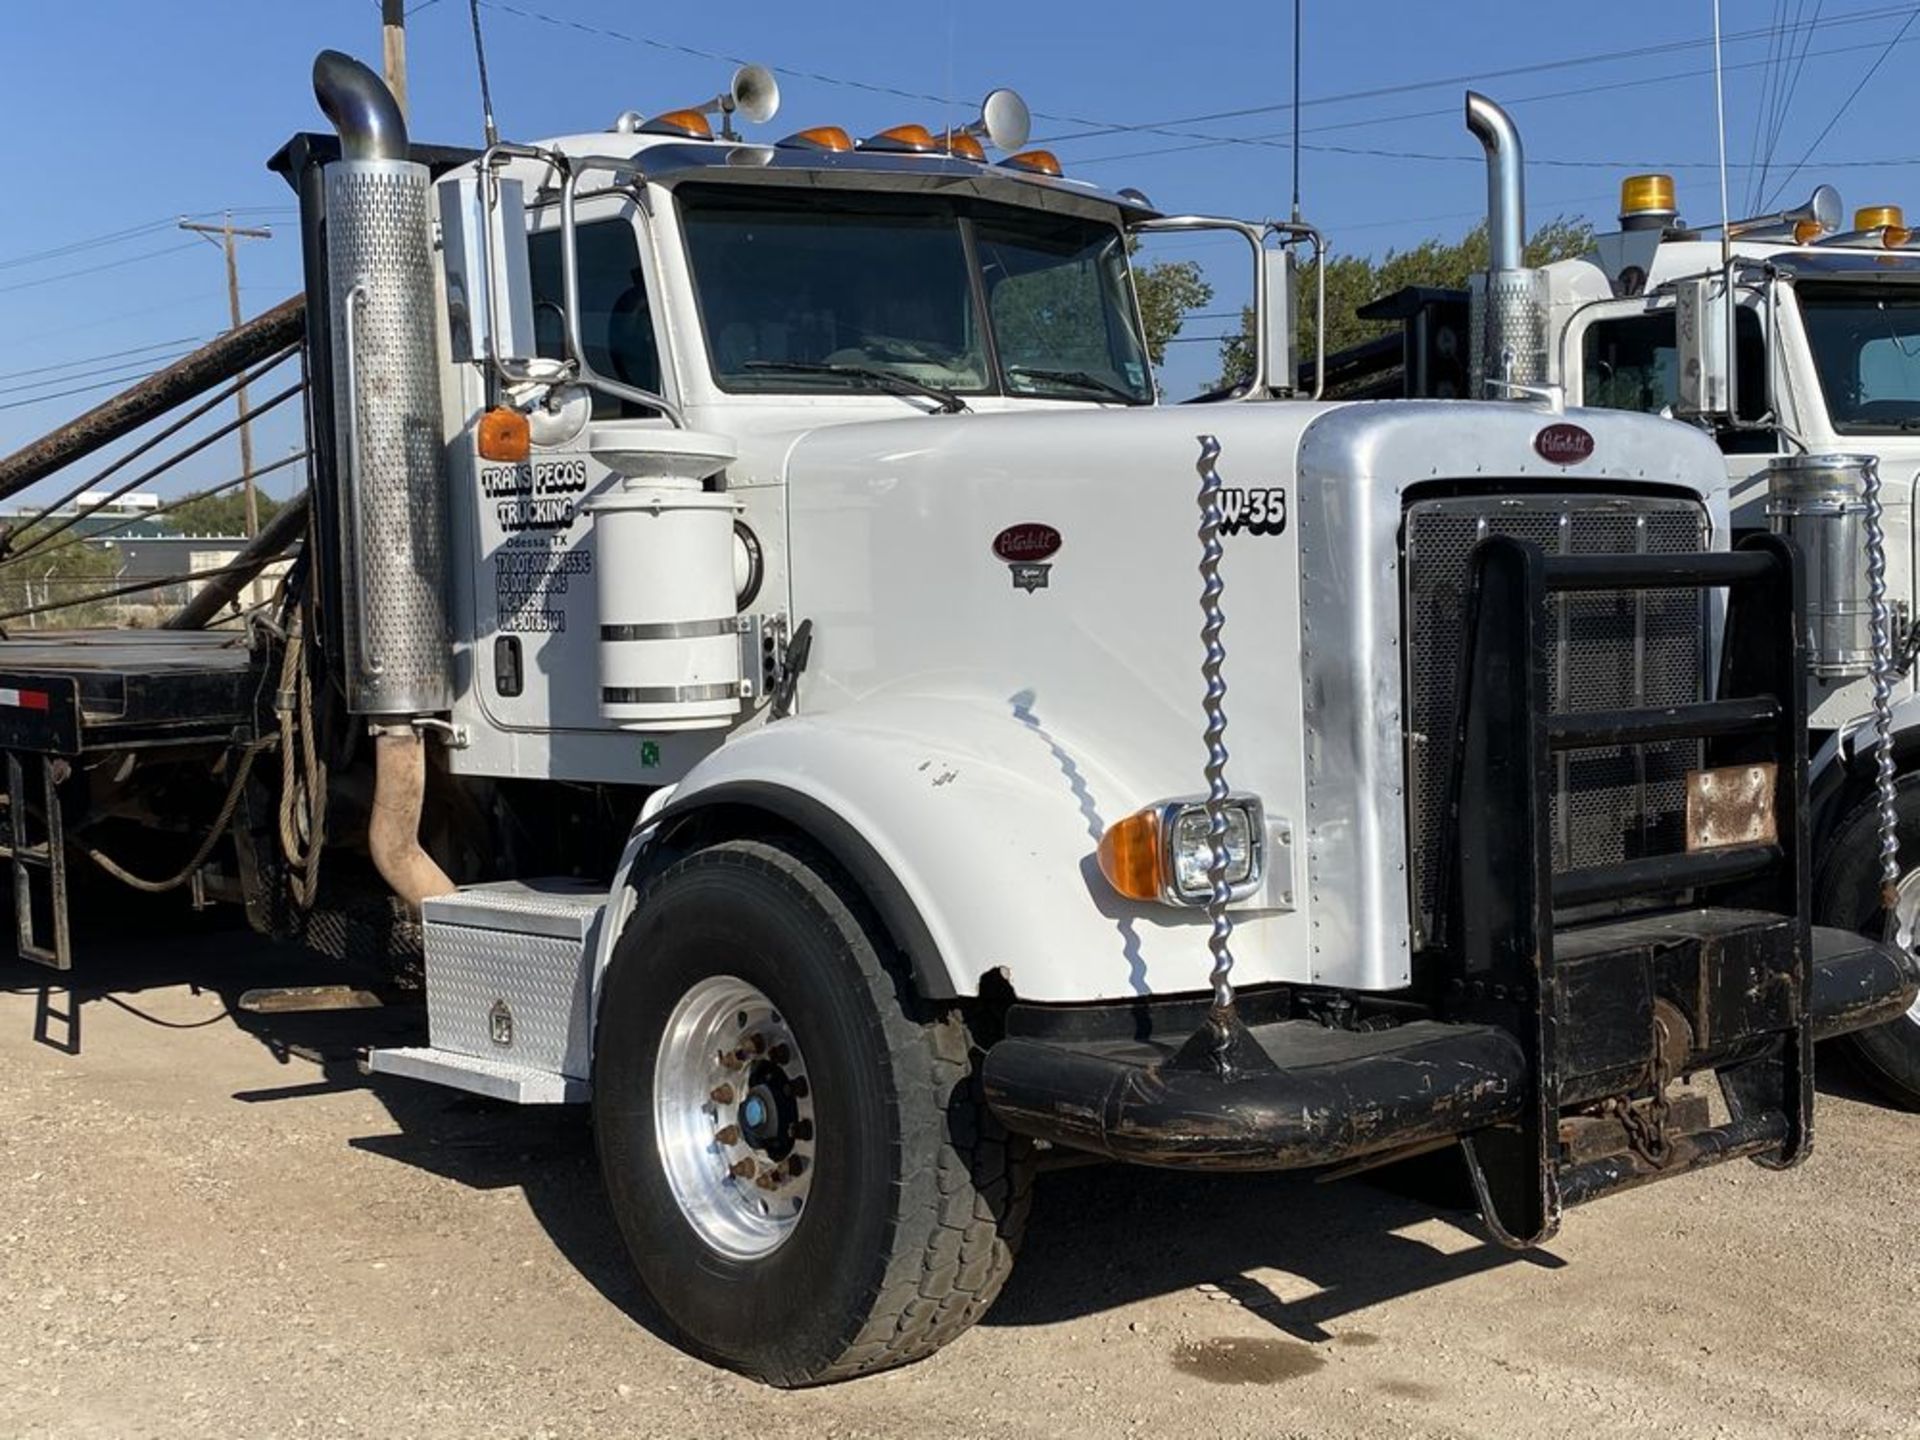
[1403,494,1709,944]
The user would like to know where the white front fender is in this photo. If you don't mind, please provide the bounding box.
[592,693,1306,1004]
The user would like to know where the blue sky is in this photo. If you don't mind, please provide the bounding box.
[4,1,1919,495]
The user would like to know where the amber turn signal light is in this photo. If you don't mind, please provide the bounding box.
[478,406,531,463]
[1097,809,1163,903]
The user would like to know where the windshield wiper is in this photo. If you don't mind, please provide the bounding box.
[743,360,969,413]
[1006,365,1142,405]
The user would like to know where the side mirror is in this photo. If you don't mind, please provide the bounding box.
[439,171,537,368]
[1260,246,1296,396]
[1673,272,1733,418]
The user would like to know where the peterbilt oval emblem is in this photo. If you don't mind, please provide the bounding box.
[992,523,1062,562]
[1534,423,1595,465]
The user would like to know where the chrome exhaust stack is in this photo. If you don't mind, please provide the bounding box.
[313,49,454,908]
[1465,92,1549,397]
[312,48,451,718]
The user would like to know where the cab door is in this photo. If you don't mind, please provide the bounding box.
[471,196,679,734]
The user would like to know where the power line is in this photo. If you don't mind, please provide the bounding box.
[1765,5,1920,206]
[1064,26,1920,170]
[1746,0,1793,210]
[0,220,177,274]
[485,0,1920,162]
[0,351,201,402]
[0,241,200,299]
[0,209,293,274]
[0,375,174,415]
[1036,1,1920,146]
[7,292,227,348]
[1756,0,1827,208]
[0,338,203,388]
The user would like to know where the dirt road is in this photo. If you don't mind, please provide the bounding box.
[4,931,1918,1440]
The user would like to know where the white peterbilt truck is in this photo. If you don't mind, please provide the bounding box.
[1347,98,1920,1111]
[0,55,1913,1386]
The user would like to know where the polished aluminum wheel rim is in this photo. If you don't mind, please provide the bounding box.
[653,975,815,1260]
[1892,868,1920,1025]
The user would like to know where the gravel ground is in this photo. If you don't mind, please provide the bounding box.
[4,930,1918,1440]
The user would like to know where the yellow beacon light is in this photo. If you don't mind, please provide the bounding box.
[1619,173,1677,228]
[1856,205,1911,246]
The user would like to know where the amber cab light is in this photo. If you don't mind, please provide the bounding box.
[1000,149,1063,177]
[641,108,715,140]
[860,123,939,153]
[777,125,855,153]
[1097,809,1163,903]
[943,131,987,162]
[478,406,531,463]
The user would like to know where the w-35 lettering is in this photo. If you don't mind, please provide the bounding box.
[1218,486,1288,537]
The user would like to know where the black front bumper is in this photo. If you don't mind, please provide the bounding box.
[987,534,1920,1246]
[984,920,1916,1176]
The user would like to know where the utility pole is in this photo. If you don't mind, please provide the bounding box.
[179,215,272,535]
[382,0,410,120]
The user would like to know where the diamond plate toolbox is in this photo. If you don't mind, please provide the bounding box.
[421,881,604,1081]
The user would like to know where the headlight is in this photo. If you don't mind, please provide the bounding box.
[1097,795,1264,906]
[1167,803,1255,900]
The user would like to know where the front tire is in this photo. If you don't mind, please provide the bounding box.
[593,838,1030,1385]
[1816,775,1920,1109]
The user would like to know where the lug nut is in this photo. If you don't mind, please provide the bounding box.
[718,1049,744,1071]
[710,1084,736,1105]
[729,1158,756,1180]
[785,1154,807,1178]
[792,1119,814,1142]
[754,1167,781,1191]
[745,1032,768,1056]
[768,1042,791,1065]
[789,1077,810,1099]
[714,1125,741,1146]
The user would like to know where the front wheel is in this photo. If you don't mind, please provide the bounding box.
[593,838,1031,1386]
[1816,775,1920,1109]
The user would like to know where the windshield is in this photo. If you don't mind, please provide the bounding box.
[1800,283,1920,433]
[678,185,1153,404]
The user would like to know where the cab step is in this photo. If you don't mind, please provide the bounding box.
[365,879,604,1104]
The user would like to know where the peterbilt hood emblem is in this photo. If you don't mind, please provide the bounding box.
[993,523,1061,593]
[1534,423,1595,465]
[992,523,1062,562]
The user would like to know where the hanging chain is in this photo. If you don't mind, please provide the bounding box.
[1620,1043,1674,1168]
[1864,457,1903,933]
[1195,435,1236,1051]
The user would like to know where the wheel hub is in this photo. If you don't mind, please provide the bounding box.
[654,976,816,1260]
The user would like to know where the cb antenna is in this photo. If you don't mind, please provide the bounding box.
[468,0,500,147]
[1290,0,1303,222]
[1712,0,1731,270]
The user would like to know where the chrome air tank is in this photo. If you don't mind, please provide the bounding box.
[1764,452,1877,679]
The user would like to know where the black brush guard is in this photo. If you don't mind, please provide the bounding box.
[983,533,1919,1245]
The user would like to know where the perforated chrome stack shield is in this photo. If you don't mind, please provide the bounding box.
[323,157,452,715]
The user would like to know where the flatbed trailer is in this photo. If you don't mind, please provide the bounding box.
[0,629,267,970]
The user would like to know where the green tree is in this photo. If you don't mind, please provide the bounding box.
[163,486,286,537]
[1217,216,1595,388]
[1133,256,1213,366]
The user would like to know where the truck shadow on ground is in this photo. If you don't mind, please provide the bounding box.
[2,926,1906,1356]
